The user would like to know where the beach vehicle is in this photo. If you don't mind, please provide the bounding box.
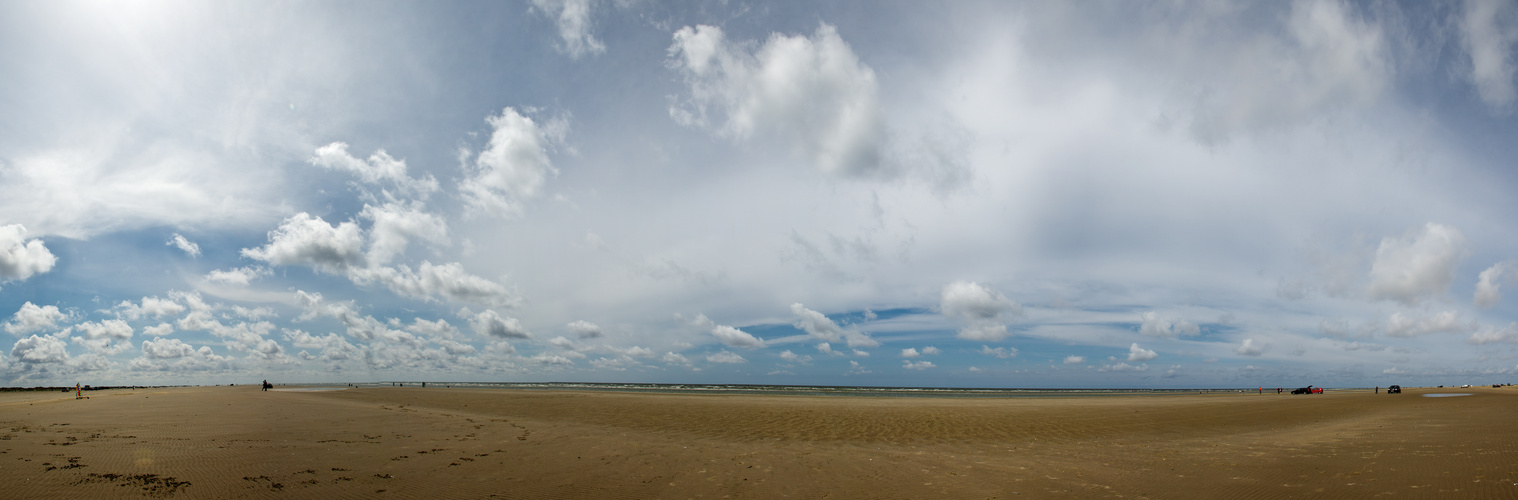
[1290,386,1316,394]
[1387,385,1401,394]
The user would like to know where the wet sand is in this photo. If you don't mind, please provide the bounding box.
[1,385,1515,498]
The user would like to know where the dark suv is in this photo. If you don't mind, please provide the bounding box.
[1387,385,1401,394]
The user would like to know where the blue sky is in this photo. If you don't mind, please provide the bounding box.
[2,0,1517,388]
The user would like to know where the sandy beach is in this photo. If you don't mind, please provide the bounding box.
[1,385,1514,498]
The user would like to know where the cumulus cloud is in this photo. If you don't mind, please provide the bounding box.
[1458,0,1518,110]
[114,296,185,321]
[790,303,845,342]
[0,224,57,283]
[1064,355,1085,365]
[662,352,691,366]
[1468,322,1518,344]
[815,342,844,357]
[1384,311,1471,338]
[141,337,197,359]
[11,334,68,364]
[1236,338,1265,356]
[567,320,603,339]
[242,212,367,272]
[246,213,513,307]
[980,345,1018,359]
[1127,343,1158,362]
[75,319,133,340]
[667,24,891,178]
[1099,362,1147,373]
[309,142,438,197]
[142,323,174,337]
[847,360,870,374]
[204,266,271,286]
[5,302,66,336]
[940,281,1022,341]
[459,108,560,218]
[779,350,812,365]
[1476,261,1514,308]
[361,202,449,266]
[902,360,935,370]
[1138,312,1200,338]
[467,309,531,339]
[900,347,921,358]
[706,350,746,364]
[1367,223,1467,304]
[167,233,200,257]
[352,261,518,308]
[710,325,765,349]
[531,0,605,58]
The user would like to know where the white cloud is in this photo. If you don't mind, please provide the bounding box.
[167,233,200,257]
[1459,0,1518,110]
[662,352,691,366]
[531,0,605,59]
[404,318,460,340]
[459,108,559,218]
[246,213,513,307]
[1367,223,1467,304]
[706,350,746,364]
[1099,362,1148,373]
[567,320,603,339]
[667,24,890,178]
[1384,310,1470,338]
[847,360,870,374]
[779,350,812,365]
[468,309,531,339]
[548,335,578,350]
[940,281,1022,341]
[710,324,765,349]
[5,302,66,336]
[1468,322,1518,344]
[11,334,68,364]
[75,319,133,340]
[815,342,842,356]
[980,345,1018,359]
[1476,261,1514,308]
[141,337,197,359]
[1063,355,1085,365]
[851,349,870,357]
[790,303,845,342]
[361,202,449,266]
[902,360,935,370]
[1138,312,1200,338]
[352,261,518,308]
[142,323,174,337]
[921,346,941,355]
[1127,343,1158,362]
[0,224,57,283]
[242,212,367,272]
[115,296,185,321]
[1236,338,1265,356]
[900,347,921,358]
[204,266,271,286]
[309,142,438,198]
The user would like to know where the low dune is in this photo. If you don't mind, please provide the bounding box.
[1,385,1513,498]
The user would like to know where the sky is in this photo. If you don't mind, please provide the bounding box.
[2,0,1517,388]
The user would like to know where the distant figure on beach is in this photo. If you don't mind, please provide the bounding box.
[262,380,271,391]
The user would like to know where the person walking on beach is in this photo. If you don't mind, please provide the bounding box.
[262,379,270,391]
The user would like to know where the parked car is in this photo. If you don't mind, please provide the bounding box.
[1387,385,1401,394]
[1291,386,1315,394]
